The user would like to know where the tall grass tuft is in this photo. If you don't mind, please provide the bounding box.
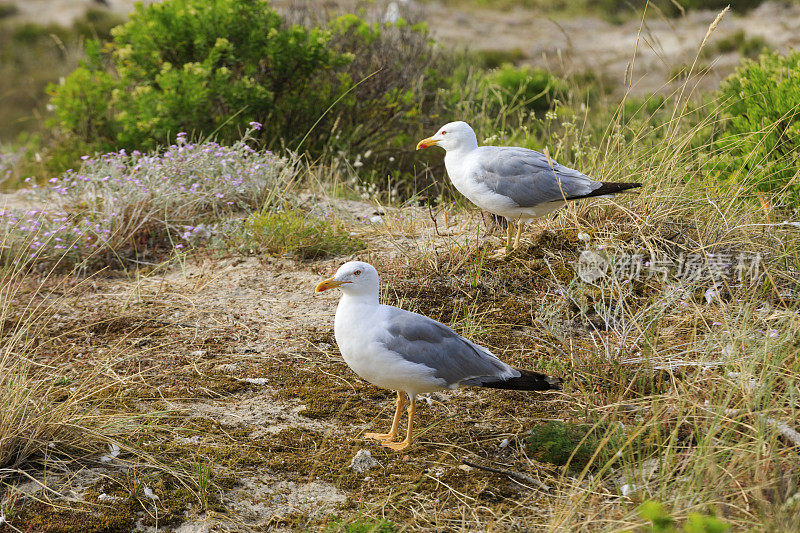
[0,257,117,473]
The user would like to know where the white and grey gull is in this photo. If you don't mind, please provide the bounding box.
[315,261,562,450]
[416,121,641,255]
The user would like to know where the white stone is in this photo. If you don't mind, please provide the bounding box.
[349,449,380,473]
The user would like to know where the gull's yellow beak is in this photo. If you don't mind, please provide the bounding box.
[416,137,438,150]
[315,278,348,293]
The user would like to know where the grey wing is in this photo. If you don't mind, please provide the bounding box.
[473,147,601,207]
[379,307,518,387]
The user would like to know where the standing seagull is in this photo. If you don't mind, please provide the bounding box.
[315,261,562,451]
[416,121,641,256]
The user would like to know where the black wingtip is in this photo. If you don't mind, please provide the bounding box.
[481,369,563,392]
[566,182,642,201]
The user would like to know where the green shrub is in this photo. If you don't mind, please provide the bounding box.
[242,209,363,260]
[312,14,450,177]
[714,50,800,206]
[483,64,567,114]
[589,0,768,18]
[0,4,18,19]
[473,48,527,69]
[673,0,765,14]
[712,29,768,58]
[48,0,345,158]
[72,7,125,41]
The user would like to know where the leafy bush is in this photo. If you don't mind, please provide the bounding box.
[48,0,343,157]
[589,0,768,18]
[316,14,450,177]
[0,4,18,19]
[241,208,363,260]
[0,129,295,269]
[711,29,768,58]
[482,64,567,114]
[71,8,125,42]
[472,48,527,69]
[714,50,800,206]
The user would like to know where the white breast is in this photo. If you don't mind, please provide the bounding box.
[334,302,448,397]
[445,152,516,214]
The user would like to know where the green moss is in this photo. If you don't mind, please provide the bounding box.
[15,498,137,533]
[326,516,399,532]
[526,421,620,472]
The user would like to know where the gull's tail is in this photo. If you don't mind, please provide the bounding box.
[481,369,563,392]
[566,182,642,201]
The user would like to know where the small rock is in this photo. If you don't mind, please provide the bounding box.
[349,449,380,473]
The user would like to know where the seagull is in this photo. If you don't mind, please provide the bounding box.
[315,261,562,451]
[416,121,641,256]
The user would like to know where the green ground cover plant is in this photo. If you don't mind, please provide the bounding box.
[241,207,364,259]
[526,421,618,471]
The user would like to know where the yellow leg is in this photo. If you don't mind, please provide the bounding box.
[365,391,405,442]
[513,221,525,249]
[383,396,416,451]
[491,221,513,259]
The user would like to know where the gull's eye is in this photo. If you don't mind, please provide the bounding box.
[353,270,362,276]
[441,131,447,135]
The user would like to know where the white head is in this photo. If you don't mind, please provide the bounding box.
[315,261,379,299]
[416,121,479,153]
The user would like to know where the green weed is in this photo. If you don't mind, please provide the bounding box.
[242,208,364,260]
[326,516,398,532]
